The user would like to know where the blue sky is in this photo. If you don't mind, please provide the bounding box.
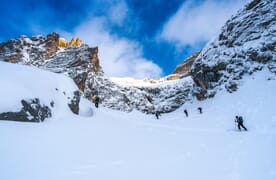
[0,0,248,78]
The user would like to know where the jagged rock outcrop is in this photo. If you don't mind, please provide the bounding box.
[190,0,276,100]
[86,75,193,113]
[68,91,81,114]
[58,38,68,48]
[0,98,51,122]
[173,51,200,76]
[42,45,101,91]
[44,33,60,59]
[0,32,102,92]
[69,38,82,46]
[0,33,60,64]
[58,37,83,48]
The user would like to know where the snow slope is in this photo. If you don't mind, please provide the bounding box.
[0,63,276,180]
[0,61,93,119]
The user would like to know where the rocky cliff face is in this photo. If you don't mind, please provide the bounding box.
[0,32,102,92]
[190,0,276,100]
[88,75,194,113]
[173,51,200,76]
[0,33,59,63]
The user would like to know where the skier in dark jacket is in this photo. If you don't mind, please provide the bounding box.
[93,96,100,108]
[184,109,188,117]
[198,107,203,114]
[155,111,161,119]
[235,116,247,131]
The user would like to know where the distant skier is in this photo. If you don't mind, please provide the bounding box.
[184,109,188,117]
[93,95,100,108]
[235,116,247,131]
[155,111,161,119]
[198,107,203,114]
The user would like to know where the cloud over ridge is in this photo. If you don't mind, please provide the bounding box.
[69,2,163,79]
[160,0,248,47]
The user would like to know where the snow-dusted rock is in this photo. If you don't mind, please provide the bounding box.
[191,0,276,99]
[0,98,51,122]
[0,32,102,91]
[0,33,195,114]
[89,75,194,113]
[67,90,81,115]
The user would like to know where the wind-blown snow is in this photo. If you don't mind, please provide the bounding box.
[0,62,276,180]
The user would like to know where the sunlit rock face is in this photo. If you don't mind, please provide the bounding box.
[58,38,68,48]
[173,51,201,77]
[68,38,82,47]
[58,37,83,48]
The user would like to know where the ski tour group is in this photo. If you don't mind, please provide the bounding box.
[92,95,247,132]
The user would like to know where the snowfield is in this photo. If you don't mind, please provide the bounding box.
[0,62,276,180]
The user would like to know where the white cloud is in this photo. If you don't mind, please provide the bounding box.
[58,0,163,79]
[71,15,162,79]
[160,0,248,47]
[108,1,128,26]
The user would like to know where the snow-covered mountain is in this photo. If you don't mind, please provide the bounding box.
[0,0,275,117]
[190,0,276,99]
[0,61,93,122]
[0,33,194,114]
[0,0,276,179]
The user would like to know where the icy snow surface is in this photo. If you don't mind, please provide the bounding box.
[0,62,276,180]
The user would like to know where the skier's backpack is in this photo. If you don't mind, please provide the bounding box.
[93,96,99,103]
[237,116,243,123]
